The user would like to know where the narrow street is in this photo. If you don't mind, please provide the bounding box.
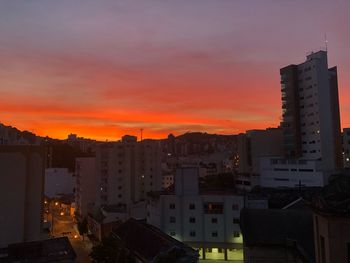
[51,211,93,263]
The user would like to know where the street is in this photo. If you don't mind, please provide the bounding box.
[51,211,93,263]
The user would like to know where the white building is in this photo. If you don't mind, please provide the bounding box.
[45,168,74,198]
[147,167,268,261]
[95,136,162,212]
[260,50,342,188]
[75,157,96,218]
[0,146,45,248]
[260,157,325,187]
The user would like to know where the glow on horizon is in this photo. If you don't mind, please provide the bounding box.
[0,1,349,141]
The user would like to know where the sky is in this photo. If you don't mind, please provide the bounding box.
[0,0,349,141]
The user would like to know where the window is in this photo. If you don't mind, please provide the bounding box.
[189,204,195,210]
[233,218,240,224]
[234,232,240,238]
[232,204,239,211]
[118,194,122,198]
[169,203,176,209]
[170,216,176,223]
[190,231,196,237]
[189,217,196,223]
[204,203,224,214]
[211,218,218,224]
[212,231,218,237]
[170,231,176,236]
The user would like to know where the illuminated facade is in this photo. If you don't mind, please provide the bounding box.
[147,167,268,261]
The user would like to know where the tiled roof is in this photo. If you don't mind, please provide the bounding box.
[112,218,198,262]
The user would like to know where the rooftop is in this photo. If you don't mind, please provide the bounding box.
[112,218,198,262]
[240,208,314,262]
[1,237,76,263]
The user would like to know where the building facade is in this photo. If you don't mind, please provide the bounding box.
[147,167,268,261]
[75,157,96,218]
[45,168,74,198]
[261,50,342,187]
[95,136,162,211]
[235,128,284,190]
[0,146,45,247]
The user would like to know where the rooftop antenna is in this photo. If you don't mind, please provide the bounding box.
[140,128,143,141]
[324,34,328,52]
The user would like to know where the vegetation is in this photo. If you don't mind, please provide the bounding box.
[90,236,135,263]
[77,217,88,241]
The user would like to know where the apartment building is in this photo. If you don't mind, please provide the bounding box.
[0,146,45,247]
[147,167,268,261]
[95,136,162,210]
[260,50,342,187]
[75,157,96,218]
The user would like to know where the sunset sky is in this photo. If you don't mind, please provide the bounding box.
[0,0,349,140]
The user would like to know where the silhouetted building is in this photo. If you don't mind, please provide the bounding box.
[240,208,315,263]
[0,146,45,248]
[0,237,76,262]
[312,174,350,263]
[112,218,198,263]
[236,128,284,190]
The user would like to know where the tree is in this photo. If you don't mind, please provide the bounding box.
[90,236,135,263]
[77,217,88,241]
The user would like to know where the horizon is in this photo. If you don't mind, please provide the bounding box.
[1,1,349,141]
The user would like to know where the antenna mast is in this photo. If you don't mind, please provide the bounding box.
[140,128,143,141]
[324,34,328,52]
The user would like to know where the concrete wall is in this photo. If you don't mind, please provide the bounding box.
[0,146,45,248]
[45,168,74,198]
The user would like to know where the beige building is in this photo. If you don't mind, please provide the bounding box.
[75,157,96,218]
[0,146,45,247]
[95,136,162,210]
[235,128,284,190]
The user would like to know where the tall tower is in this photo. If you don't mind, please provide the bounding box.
[280,50,342,171]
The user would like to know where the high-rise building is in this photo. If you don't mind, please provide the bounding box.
[75,157,96,218]
[95,136,162,210]
[0,146,45,247]
[260,50,342,187]
[280,50,342,169]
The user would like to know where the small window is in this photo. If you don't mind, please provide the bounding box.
[212,231,218,237]
[234,232,240,238]
[170,231,176,236]
[211,218,218,224]
[233,218,240,224]
[170,216,176,223]
[189,217,196,223]
[190,231,196,237]
[189,204,196,210]
[169,203,176,209]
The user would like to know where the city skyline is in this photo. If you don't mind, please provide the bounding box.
[1,1,350,140]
